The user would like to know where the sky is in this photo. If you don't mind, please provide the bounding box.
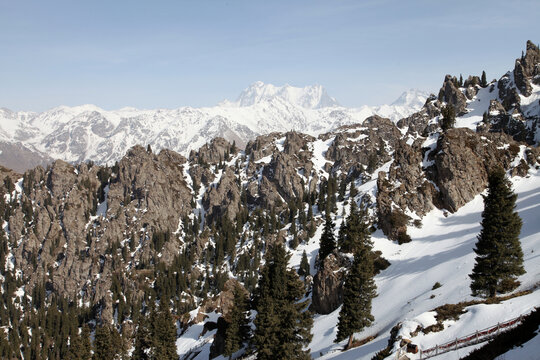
[0,0,539,112]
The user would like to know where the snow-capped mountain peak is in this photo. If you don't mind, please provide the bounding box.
[390,88,431,108]
[235,81,340,109]
[0,83,427,171]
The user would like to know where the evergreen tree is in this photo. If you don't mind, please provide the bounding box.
[298,250,310,277]
[67,325,92,360]
[318,213,336,264]
[133,313,151,360]
[335,240,377,349]
[459,74,463,87]
[93,325,113,360]
[151,301,177,360]
[470,167,525,297]
[253,244,312,360]
[339,202,370,254]
[441,104,456,131]
[223,284,251,358]
[481,70,487,87]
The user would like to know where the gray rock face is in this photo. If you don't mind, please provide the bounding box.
[377,139,438,239]
[325,116,400,176]
[202,166,241,223]
[514,41,540,96]
[311,252,349,314]
[430,129,517,212]
[3,145,193,324]
[189,137,233,165]
[438,75,468,115]
[397,96,443,137]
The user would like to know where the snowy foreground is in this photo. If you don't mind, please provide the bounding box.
[177,167,540,360]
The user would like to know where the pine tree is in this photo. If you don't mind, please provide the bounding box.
[253,244,312,360]
[298,250,310,277]
[335,240,377,349]
[469,167,525,297]
[318,213,336,264]
[223,284,250,358]
[481,70,487,87]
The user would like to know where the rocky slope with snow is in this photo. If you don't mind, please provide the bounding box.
[0,41,538,360]
[0,84,428,171]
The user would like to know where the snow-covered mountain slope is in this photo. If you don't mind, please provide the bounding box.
[178,149,540,360]
[0,84,427,168]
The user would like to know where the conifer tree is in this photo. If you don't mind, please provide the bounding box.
[298,250,310,277]
[339,201,370,254]
[481,70,487,87]
[151,301,177,360]
[253,244,312,360]
[93,325,113,360]
[335,236,377,349]
[133,313,151,360]
[470,167,525,297]
[223,284,251,358]
[318,213,336,264]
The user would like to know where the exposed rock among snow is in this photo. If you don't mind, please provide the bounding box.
[202,167,241,223]
[311,252,349,315]
[514,41,540,96]
[430,129,518,212]
[438,75,468,115]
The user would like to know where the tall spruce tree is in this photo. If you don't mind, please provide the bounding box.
[335,217,377,349]
[481,70,487,87]
[223,284,251,359]
[339,201,370,254]
[298,250,310,277]
[470,167,525,297]
[253,244,312,360]
[318,213,336,264]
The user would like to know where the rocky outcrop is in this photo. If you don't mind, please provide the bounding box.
[514,41,540,96]
[311,252,350,314]
[438,75,468,115]
[377,139,438,240]
[202,166,241,223]
[325,116,400,176]
[429,129,518,212]
[397,96,442,137]
[189,137,234,165]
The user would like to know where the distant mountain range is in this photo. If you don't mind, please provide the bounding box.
[0,83,429,171]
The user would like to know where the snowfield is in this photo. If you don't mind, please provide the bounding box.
[315,167,540,360]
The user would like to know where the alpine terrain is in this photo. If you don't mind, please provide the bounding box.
[0,41,538,360]
[0,84,428,172]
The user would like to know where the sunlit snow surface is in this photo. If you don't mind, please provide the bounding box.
[315,168,540,360]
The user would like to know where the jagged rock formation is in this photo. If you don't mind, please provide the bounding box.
[311,252,350,315]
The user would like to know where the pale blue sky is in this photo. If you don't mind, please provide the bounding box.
[1,0,539,111]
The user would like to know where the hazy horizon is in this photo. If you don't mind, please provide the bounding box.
[1,0,539,112]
